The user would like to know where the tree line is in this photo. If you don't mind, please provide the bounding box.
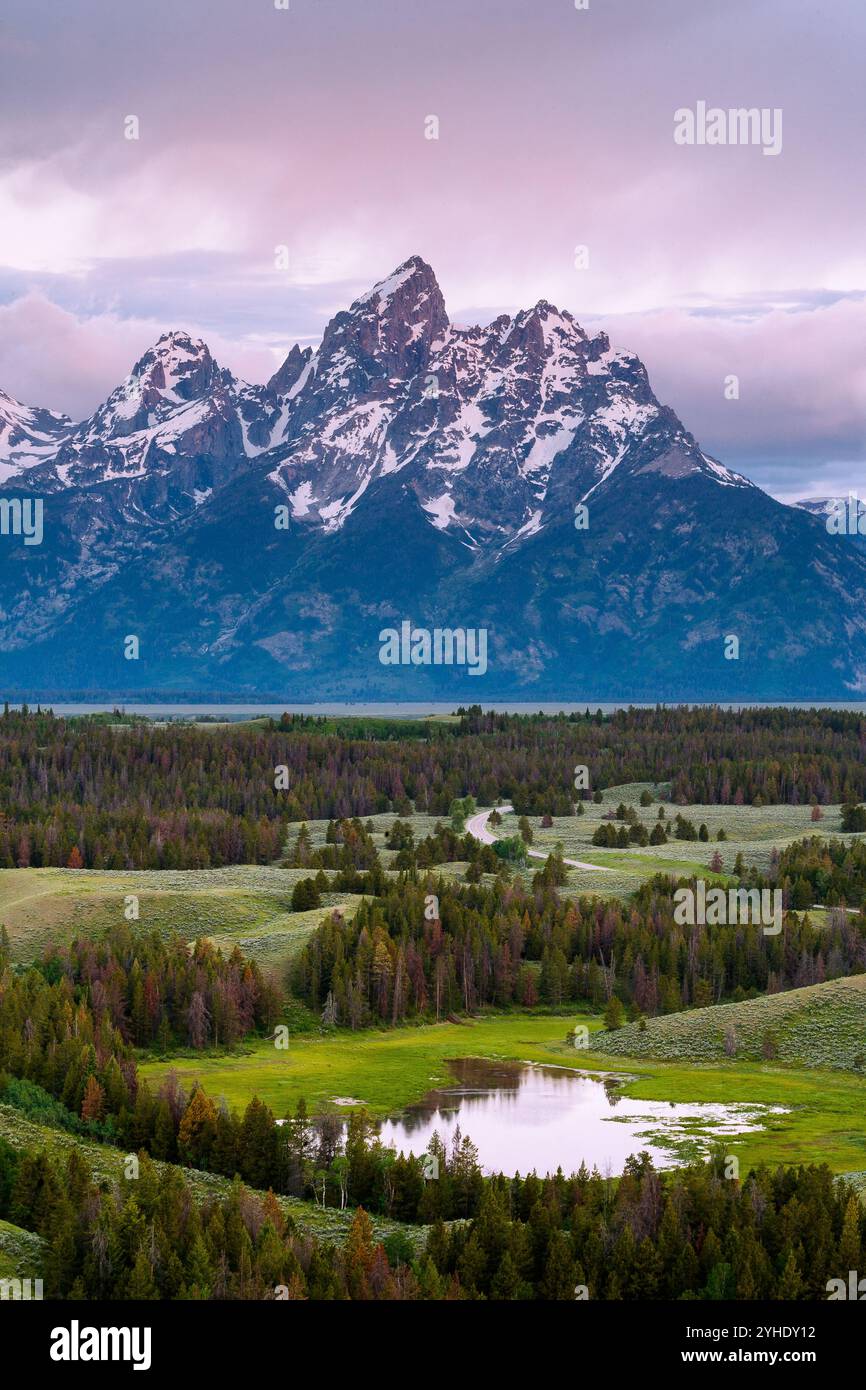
[291,865,866,1025]
[763,836,866,912]
[1,1137,862,1300]
[5,704,866,867]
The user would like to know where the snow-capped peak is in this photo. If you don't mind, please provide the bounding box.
[1,255,761,546]
[124,330,216,402]
[72,330,225,448]
[335,255,450,352]
[0,387,73,480]
[354,255,443,312]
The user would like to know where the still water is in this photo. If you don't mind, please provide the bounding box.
[11,701,866,718]
[376,1059,784,1177]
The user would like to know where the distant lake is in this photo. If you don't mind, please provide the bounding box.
[10,700,866,720]
[376,1059,785,1177]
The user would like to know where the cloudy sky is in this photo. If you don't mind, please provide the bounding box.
[1,0,863,499]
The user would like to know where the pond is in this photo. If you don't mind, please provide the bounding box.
[376,1059,785,1176]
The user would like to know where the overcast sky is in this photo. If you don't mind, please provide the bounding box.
[1,0,863,499]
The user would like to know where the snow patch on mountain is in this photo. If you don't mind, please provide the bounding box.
[422,492,457,529]
[357,263,419,307]
[288,481,316,518]
[700,453,752,488]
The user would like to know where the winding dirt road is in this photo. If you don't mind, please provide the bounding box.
[465,804,615,873]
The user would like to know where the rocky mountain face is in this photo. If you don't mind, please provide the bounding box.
[1,257,865,700]
[0,389,73,481]
[21,331,284,517]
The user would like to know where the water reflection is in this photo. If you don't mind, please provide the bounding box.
[375,1058,784,1177]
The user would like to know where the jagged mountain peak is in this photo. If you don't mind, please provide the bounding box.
[353,254,443,309]
[71,331,231,450]
[524,298,578,326]
[151,328,208,353]
[267,343,313,397]
[342,255,447,338]
[128,330,218,395]
[0,387,73,477]
[256,255,757,545]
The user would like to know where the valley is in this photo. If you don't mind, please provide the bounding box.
[1,705,865,1302]
[4,0,861,1333]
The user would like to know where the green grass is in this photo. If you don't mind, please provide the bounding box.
[591,974,866,1070]
[138,1007,866,1176]
[0,1218,43,1282]
[139,1012,583,1117]
[572,1058,866,1174]
[0,866,365,978]
[203,894,368,974]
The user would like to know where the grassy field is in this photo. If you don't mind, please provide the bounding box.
[3,788,857,968]
[140,1013,583,1116]
[487,786,861,898]
[0,866,365,978]
[288,789,862,901]
[592,974,866,1069]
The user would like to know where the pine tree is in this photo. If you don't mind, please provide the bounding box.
[603,996,624,1030]
[126,1247,160,1300]
[344,1206,375,1299]
[80,1075,105,1123]
[777,1249,805,1299]
[838,1194,862,1273]
[178,1088,219,1169]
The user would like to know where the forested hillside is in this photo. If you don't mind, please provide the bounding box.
[4,705,866,869]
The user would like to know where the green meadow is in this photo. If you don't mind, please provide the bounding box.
[0,865,366,978]
[138,1005,866,1176]
[0,1218,44,1281]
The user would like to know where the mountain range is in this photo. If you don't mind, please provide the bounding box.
[2,255,865,701]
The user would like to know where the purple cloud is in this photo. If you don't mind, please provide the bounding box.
[0,0,863,494]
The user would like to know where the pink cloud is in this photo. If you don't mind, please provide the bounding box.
[0,294,281,421]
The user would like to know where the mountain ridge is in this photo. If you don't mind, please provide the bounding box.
[1,256,864,701]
